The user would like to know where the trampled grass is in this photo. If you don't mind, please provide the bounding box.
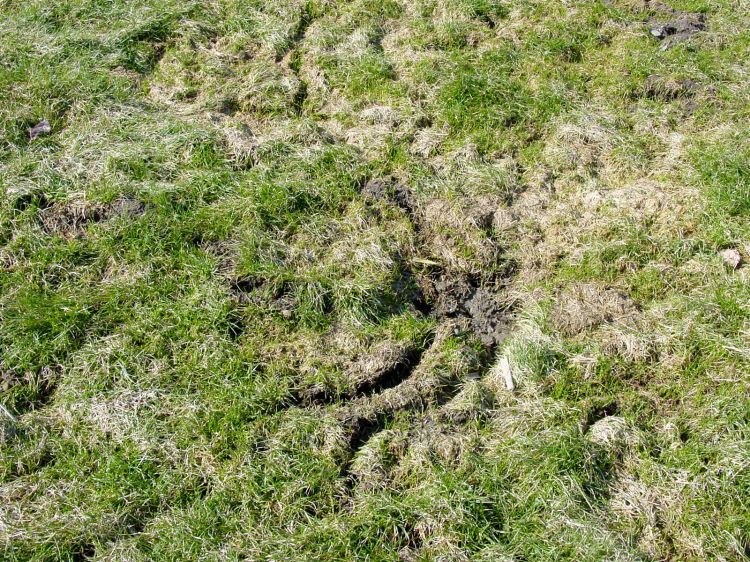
[1,0,749,560]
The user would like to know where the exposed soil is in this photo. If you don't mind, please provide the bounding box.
[28,119,51,141]
[40,197,145,238]
[361,177,416,213]
[643,74,701,100]
[362,177,514,349]
[649,12,706,50]
[431,275,512,348]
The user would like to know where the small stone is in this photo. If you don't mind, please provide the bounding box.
[650,26,666,38]
[720,248,742,270]
[29,119,51,140]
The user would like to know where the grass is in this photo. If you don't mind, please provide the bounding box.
[1,0,750,559]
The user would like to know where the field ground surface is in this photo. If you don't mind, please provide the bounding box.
[1,0,750,560]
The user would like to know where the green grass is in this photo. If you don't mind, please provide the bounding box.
[2,0,750,559]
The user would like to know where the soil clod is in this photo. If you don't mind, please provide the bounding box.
[649,13,706,50]
[431,275,511,348]
[362,177,415,213]
[28,119,51,140]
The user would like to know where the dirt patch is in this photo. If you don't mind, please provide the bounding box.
[361,177,415,213]
[362,180,514,348]
[108,197,145,218]
[322,174,516,494]
[40,198,145,238]
[229,274,267,303]
[430,275,512,348]
[552,283,638,336]
[465,288,513,347]
[40,202,106,236]
[28,119,51,141]
[643,74,701,100]
[649,13,706,50]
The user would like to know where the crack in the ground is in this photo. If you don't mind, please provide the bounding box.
[276,4,315,63]
[351,346,426,398]
[277,4,316,116]
[322,175,519,495]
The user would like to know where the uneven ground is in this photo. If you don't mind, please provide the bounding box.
[1,0,749,559]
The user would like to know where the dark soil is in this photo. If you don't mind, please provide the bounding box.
[431,275,511,348]
[363,178,513,349]
[362,177,415,213]
[649,13,706,50]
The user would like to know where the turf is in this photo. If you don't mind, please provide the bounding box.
[1,0,749,560]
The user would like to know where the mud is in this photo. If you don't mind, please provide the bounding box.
[464,287,513,348]
[430,275,511,348]
[278,172,516,517]
[319,176,516,494]
[362,178,513,349]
